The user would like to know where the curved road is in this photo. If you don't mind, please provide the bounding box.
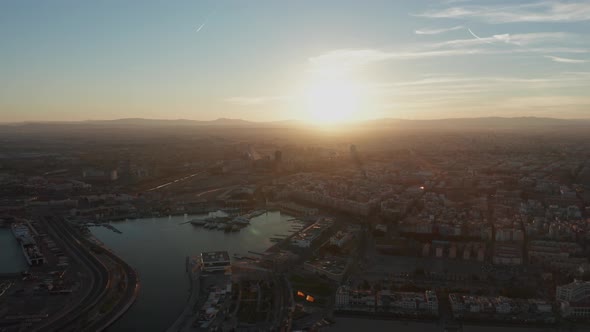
[89,245,140,331]
[145,170,206,192]
[36,217,109,331]
[36,217,138,331]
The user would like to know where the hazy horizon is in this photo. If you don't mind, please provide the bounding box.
[0,116,590,125]
[2,0,590,123]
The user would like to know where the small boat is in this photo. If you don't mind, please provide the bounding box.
[216,223,226,230]
[246,210,266,218]
[204,216,227,223]
[232,216,250,225]
[190,219,206,226]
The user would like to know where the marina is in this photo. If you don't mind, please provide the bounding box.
[103,223,122,234]
[85,222,123,234]
[0,229,28,274]
[90,210,300,332]
[189,209,269,233]
[11,223,44,266]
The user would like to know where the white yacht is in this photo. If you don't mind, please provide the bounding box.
[190,219,206,226]
[232,216,250,225]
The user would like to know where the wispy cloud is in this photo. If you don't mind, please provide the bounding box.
[416,1,590,23]
[467,28,492,44]
[436,31,571,48]
[443,0,472,4]
[523,47,589,54]
[379,90,590,119]
[308,42,587,69]
[308,48,501,69]
[388,75,581,87]
[370,72,590,99]
[545,55,588,63]
[225,96,289,106]
[415,25,464,35]
[380,95,590,119]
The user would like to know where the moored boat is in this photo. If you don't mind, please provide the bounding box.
[190,219,206,226]
[232,216,250,225]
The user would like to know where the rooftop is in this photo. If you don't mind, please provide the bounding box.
[201,251,230,263]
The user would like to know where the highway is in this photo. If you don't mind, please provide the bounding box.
[35,217,138,332]
[144,169,208,192]
[274,274,294,330]
[36,216,109,331]
[89,243,140,332]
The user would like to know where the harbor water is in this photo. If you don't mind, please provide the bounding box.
[0,228,28,274]
[90,211,299,332]
[326,317,560,332]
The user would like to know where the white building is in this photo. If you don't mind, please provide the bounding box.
[557,280,590,318]
[199,251,231,273]
[560,302,590,318]
[557,280,590,302]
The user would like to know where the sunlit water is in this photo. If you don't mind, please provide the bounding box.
[91,211,298,332]
[0,228,28,274]
[326,317,559,332]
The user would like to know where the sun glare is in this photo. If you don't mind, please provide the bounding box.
[304,75,363,125]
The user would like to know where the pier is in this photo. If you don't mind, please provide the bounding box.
[264,218,315,253]
[167,256,201,332]
[103,224,122,234]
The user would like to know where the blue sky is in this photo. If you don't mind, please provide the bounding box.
[1,0,590,122]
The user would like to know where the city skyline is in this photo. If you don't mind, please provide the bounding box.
[2,0,590,123]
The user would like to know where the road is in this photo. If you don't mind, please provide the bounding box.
[35,217,139,332]
[89,242,140,331]
[36,217,109,331]
[145,170,206,192]
[277,274,294,330]
[196,185,236,198]
[166,268,200,332]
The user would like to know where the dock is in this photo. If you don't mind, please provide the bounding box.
[263,219,316,253]
[103,224,122,234]
[167,256,201,332]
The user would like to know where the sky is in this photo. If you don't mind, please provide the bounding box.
[1,0,590,123]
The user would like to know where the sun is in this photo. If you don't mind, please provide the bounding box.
[304,75,363,125]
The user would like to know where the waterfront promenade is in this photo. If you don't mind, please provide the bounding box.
[167,257,201,332]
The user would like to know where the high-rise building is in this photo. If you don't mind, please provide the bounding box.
[557,280,590,302]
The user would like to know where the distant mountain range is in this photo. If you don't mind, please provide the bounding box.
[360,116,590,129]
[79,117,305,128]
[3,116,590,130]
[84,116,590,130]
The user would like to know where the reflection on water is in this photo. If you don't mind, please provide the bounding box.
[0,229,28,274]
[91,211,296,332]
[327,317,558,332]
